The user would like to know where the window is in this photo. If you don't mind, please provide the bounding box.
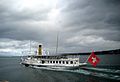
[48,61,49,63]
[76,60,78,62]
[63,61,65,64]
[70,61,73,64]
[74,61,76,64]
[56,61,58,63]
[41,60,45,64]
[50,61,52,63]
[53,61,55,63]
[66,61,68,64]
[59,61,61,64]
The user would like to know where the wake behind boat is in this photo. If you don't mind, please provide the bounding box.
[21,44,87,70]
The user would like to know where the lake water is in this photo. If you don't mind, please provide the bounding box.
[0,57,120,82]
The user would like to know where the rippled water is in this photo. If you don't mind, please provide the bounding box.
[0,57,119,82]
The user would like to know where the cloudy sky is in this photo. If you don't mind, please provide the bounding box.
[0,0,120,56]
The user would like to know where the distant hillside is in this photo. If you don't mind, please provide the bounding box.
[61,49,120,56]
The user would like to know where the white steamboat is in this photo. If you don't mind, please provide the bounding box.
[21,45,87,70]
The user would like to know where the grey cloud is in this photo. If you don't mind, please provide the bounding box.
[0,0,120,55]
[0,1,51,23]
[0,0,57,43]
[59,0,120,42]
[105,15,120,27]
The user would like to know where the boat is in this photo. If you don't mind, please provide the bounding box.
[21,44,87,70]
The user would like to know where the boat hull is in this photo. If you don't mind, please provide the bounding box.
[21,62,86,70]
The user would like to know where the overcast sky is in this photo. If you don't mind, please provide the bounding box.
[0,0,120,56]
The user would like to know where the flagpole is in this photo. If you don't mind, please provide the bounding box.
[84,51,93,63]
[84,54,91,63]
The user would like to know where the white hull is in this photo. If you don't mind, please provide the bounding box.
[21,62,86,70]
[21,55,87,70]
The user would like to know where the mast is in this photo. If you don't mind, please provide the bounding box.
[29,40,31,55]
[55,32,59,54]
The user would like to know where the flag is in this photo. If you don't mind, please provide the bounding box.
[88,51,100,67]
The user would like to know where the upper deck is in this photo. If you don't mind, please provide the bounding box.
[27,55,77,59]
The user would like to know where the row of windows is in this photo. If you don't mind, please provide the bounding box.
[41,60,78,64]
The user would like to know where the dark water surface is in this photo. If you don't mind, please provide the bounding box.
[0,57,119,82]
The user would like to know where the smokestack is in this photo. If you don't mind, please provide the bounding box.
[38,44,42,56]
